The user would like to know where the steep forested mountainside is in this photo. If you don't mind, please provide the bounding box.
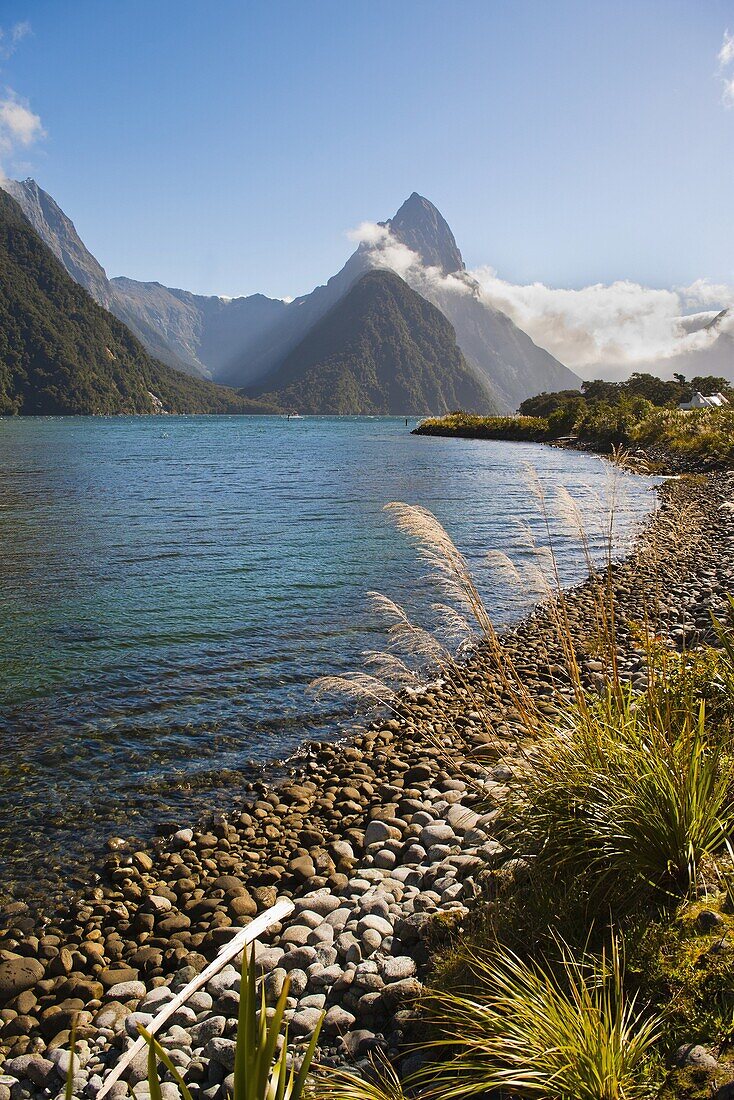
[249,270,498,415]
[0,189,276,415]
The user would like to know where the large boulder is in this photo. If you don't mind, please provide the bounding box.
[0,957,44,1002]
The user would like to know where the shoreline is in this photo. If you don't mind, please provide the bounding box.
[412,419,725,475]
[1,468,733,1096]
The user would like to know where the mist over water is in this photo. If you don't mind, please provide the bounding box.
[0,416,660,906]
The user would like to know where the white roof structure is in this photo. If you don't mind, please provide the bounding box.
[678,391,730,410]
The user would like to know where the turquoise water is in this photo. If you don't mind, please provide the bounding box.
[0,416,659,905]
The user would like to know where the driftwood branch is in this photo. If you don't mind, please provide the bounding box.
[96,897,295,1099]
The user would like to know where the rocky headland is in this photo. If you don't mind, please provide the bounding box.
[1,470,732,1100]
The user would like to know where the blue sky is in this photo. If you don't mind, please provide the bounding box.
[1,0,733,310]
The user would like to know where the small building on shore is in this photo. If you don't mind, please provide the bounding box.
[678,391,730,411]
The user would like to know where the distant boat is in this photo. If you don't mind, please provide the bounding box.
[285,413,304,420]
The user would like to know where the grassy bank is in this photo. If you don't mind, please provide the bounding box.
[415,401,734,470]
[135,475,734,1100]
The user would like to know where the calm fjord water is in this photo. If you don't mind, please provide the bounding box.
[0,416,658,904]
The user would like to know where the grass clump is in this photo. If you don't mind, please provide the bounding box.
[424,938,663,1100]
[511,679,734,910]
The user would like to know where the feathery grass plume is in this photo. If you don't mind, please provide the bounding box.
[384,503,492,634]
[310,672,403,714]
[367,591,449,664]
[422,936,663,1100]
[509,671,734,908]
[363,651,422,688]
[138,940,322,1100]
[380,501,550,727]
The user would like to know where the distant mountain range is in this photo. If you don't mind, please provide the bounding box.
[2,179,582,413]
[0,187,275,415]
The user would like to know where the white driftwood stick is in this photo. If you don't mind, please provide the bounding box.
[96,897,295,1100]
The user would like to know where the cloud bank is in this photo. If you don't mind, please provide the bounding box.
[470,269,734,373]
[349,220,734,378]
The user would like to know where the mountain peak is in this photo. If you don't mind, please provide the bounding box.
[386,192,464,275]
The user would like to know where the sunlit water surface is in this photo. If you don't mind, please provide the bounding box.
[0,416,660,905]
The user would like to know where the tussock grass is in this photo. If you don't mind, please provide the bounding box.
[311,1052,409,1100]
[423,938,663,1100]
[510,675,734,909]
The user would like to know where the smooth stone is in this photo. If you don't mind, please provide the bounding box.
[140,987,173,1011]
[675,1044,718,1071]
[357,914,392,937]
[419,823,456,848]
[190,1016,226,1046]
[447,804,480,832]
[377,956,416,981]
[322,1005,356,1034]
[252,947,285,973]
[364,821,401,847]
[290,1007,324,1036]
[4,1056,55,1088]
[203,1038,237,1071]
[104,981,146,1003]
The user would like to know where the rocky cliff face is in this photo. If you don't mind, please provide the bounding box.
[1,178,112,307]
[385,191,464,275]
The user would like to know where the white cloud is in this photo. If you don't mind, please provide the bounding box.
[719,28,734,67]
[0,23,44,179]
[0,21,31,61]
[470,268,734,373]
[717,29,734,106]
[0,94,43,150]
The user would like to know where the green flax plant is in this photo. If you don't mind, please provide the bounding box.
[136,944,322,1100]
